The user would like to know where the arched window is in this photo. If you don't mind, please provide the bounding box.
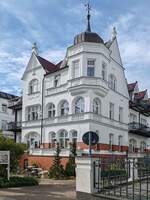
[60,101,69,116]
[129,139,137,153]
[93,98,101,114]
[26,105,41,121]
[49,132,56,148]
[74,97,84,114]
[59,130,69,148]
[25,132,40,149]
[71,130,78,145]
[47,103,55,118]
[108,74,117,91]
[29,79,38,94]
[140,141,146,153]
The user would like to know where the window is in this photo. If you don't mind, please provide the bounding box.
[109,134,114,151]
[60,101,69,116]
[49,132,56,148]
[108,74,117,90]
[130,113,137,123]
[118,135,122,151]
[59,130,69,148]
[141,118,147,126]
[109,103,114,120]
[2,104,7,113]
[87,59,95,77]
[102,62,107,80]
[48,103,55,118]
[75,97,84,113]
[54,75,60,87]
[119,107,123,122]
[26,105,41,121]
[71,130,78,145]
[93,98,101,114]
[140,141,146,153]
[73,60,79,78]
[29,79,38,94]
[129,139,137,153]
[1,120,7,130]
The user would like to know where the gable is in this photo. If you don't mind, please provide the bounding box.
[109,38,122,66]
[22,52,42,80]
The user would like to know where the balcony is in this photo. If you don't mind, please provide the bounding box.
[68,76,109,97]
[7,122,22,132]
[8,97,22,109]
[129,122,150,137]
[44,112,128,130]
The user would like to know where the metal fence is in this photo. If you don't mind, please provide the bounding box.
[93,157,150,200]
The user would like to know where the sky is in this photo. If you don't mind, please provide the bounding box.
[0,0,150,95]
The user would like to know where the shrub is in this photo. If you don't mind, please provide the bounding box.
[65,142,76,177]
[49,143,65,179]
[0,176,38,188]
[65,159,76,177]
[0,134,26,176]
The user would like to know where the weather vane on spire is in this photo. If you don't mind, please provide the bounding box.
[85,1,91,32]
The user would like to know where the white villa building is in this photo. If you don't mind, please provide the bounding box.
[19,10,150,169]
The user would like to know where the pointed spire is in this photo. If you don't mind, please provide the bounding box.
[85,2,91,32]
[32,42,38,55]
[112,27,117,41]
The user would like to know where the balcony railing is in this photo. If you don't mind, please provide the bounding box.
[129,122,150,137]
[7,122,22,132]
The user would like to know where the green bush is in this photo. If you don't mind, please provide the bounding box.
[49,143,65,179]
[65,159,76,177]
[0,134,26,176]
[0,176,38,188]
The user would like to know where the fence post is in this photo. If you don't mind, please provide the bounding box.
[76,156,97,196]
[128,158,138,182]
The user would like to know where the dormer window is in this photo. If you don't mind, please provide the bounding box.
[87,59,95,77]
[54,75,60,87]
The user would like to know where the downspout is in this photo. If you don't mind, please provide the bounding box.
[40,75,46,146]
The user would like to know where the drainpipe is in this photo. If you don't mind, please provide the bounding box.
[40,75,46,146]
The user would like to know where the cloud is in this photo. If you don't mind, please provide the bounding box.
[105,11,150,93]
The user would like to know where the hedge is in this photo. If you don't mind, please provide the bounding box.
[0,176,39,188]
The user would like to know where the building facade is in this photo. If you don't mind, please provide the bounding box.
[20,13,150,169]
[7,96,22,143]
[0,91,16,139]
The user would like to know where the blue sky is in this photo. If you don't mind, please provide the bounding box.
[0,0,150,95]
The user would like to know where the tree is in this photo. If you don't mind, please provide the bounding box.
[65,142,77,177]
[49,143,65,179]
[0,134,26,177]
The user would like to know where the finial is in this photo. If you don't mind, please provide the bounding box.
[85,2,91,32]
[112,27,117,41]
[32,42,38,55]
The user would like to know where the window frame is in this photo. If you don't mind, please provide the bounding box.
[74,97,84,114]
[29,79,39,94]
[87,59,95,77]
[109,102,114,120]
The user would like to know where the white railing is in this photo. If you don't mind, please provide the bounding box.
[29,148,70,156]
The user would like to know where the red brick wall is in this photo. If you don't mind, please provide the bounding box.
[20,155,69,170]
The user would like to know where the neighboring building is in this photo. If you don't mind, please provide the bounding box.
[21,10,131,169]
[7,96,22,143]
[128,81,150,157]
[0,91,16,138]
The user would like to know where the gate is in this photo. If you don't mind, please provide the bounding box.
[93,158,150,200]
